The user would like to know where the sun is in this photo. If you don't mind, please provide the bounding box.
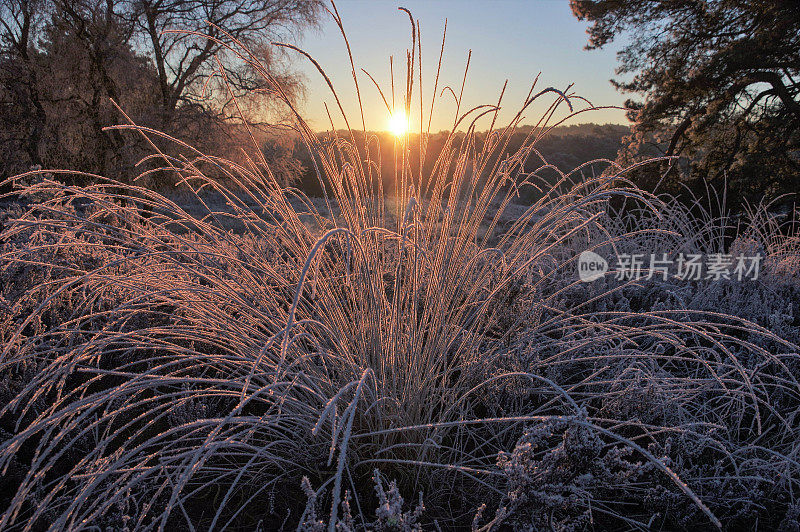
[388,111,409,137]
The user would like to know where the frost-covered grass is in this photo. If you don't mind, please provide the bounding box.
[1,10,800,531]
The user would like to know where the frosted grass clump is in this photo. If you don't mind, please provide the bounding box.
[1,4,799,530]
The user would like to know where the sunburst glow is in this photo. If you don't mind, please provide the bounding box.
[388,111,409,137]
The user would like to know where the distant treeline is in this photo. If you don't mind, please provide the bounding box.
[293,123,630,202]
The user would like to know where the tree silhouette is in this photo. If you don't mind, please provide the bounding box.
[572,0,800,206]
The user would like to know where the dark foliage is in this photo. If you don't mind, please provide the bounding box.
[572,0,800,208]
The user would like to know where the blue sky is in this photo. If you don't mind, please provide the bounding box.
[290,0,631,133]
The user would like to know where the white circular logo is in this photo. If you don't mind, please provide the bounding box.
[577,250,608,282]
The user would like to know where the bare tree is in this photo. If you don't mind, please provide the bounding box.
[0,0,50,171]
[1,0,322,181]
[131,0,321,129]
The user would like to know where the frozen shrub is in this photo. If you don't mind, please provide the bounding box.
[298,472,422,532]
[495,415,651,529]
[372,469,424,532]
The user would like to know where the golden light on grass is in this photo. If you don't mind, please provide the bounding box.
[388,110,409,137]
